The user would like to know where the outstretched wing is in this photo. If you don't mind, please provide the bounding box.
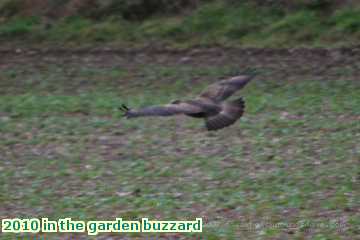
[200,75,253,102]
[205,97,245,131]
[125,102,202,118]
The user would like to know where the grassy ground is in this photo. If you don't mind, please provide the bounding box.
[0,1,360,47]
[0,49,359,239]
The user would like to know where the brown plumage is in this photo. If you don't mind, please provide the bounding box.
[120,75,253,131]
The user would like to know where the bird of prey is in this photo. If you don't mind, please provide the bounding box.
[120,75,253,131]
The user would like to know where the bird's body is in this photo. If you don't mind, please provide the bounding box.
[120,75,253,131]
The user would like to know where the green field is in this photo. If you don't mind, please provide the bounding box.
[0,1,360,47]
[0,49,359,239]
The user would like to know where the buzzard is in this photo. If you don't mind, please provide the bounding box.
[120,75,253,131]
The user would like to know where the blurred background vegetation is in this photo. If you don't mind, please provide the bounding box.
[1,1,359,239]
[0,0,359,47]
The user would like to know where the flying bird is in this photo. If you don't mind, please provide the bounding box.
[120,75,253,131]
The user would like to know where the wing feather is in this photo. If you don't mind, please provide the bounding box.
[200,75,253,102]
[205,97,245,131]
[126,102,202,118]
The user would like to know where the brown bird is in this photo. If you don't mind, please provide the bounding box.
[120,75,253,131]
